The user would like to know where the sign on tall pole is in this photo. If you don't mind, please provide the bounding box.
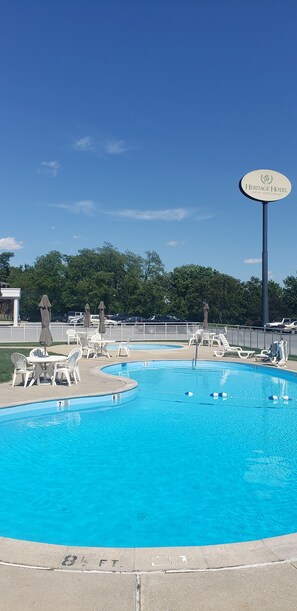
[240,169,291,327]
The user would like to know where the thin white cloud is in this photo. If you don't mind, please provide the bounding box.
[104,139,130,155]
[53,200,95,215]
[73,136,94,151]
[244,258,262,264]
[107,208,191,221]
[72,234,81,239]
[0,237,23,250]
[40,161,60,177]
[167,240,186,247]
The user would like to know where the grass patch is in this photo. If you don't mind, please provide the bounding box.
[0,347,63,383]
[0,348,31,383]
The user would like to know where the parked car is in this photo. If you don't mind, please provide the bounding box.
[123,316,146,325]
[135,314,187,334]
[104,318,120,326]
[67,311,84,323]
[266,318,292,329]
[106,314,125,322]
[145,315,186,323]
[282,320,297,334]
[90,315,119,326]
[74,314,119,327]
[70,315,84,325]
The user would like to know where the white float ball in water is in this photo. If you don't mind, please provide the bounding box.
[211,392,219,397]
[269,395,278,401]
[185,391,193,396]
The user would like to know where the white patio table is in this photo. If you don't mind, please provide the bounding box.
[27,355,67,386]
[88,339,116,358]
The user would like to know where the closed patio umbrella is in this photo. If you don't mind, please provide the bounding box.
[39,294,53,353]
[98,300,106,340]
[84,303,91,336]
[203,301,209,330]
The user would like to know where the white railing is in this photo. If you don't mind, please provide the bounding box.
[0,323,296,355]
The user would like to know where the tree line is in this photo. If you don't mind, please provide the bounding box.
[0,244,296,324]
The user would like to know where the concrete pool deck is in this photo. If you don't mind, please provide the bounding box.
[1,342,297,610]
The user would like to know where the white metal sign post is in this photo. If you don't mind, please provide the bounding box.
[240,169,292,326]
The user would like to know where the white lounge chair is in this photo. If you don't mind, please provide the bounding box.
[211,334,222,346]
[52,348,82,386]
[214,334,255,359]
[11,353,35,387]
[255,340,288,367]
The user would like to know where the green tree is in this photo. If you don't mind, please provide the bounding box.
[242,277,262,325]
[283,274,297,317]
[268,280,285,321]
[143,251,165,281]
[169,264,245,323]
[0,252,14,282]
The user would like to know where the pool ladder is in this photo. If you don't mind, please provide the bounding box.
[192,338,200,369]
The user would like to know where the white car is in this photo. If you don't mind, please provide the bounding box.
[104,318,119,326]
[89,315,119,326]
[69,315,84,325]
[67,311,84,324]
[72,314,120,326]
[282,321,297,334]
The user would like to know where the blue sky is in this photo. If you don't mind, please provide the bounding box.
[0,0,296,284]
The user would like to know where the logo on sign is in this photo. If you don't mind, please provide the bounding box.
[260,174,273,185]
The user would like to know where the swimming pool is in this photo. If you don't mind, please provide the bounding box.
[108,343,182,351]
[1,360,297,548]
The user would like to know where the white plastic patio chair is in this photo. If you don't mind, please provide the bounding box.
[11,353,35,387]
[188,329,202,345]
[66,329,79,345]
[79,336,95,358]
[214,334,255,359]
[90,333,101,342]
[52,348,82,386]
[200,331,213,346]
[67,347,82,381]
[211,334,221,346]
[211,327,227,346]
[29,347,48,358]
[117,338,131,357]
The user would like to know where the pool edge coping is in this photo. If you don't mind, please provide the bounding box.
[1,533,297,573]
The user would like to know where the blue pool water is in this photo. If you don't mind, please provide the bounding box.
[108,343,182,350]
[1,360,297,548]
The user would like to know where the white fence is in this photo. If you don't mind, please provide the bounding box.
[0,323,296,356]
